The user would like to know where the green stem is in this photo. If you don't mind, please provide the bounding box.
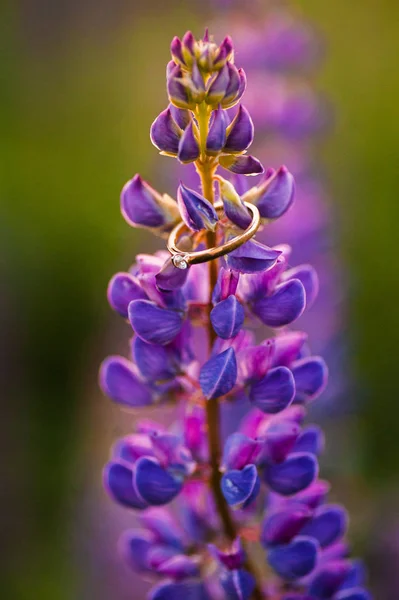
[195,104,264,599]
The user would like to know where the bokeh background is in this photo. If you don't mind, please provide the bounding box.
[2,0,399,598]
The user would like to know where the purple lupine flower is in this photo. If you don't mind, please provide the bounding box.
[99,29,371,600]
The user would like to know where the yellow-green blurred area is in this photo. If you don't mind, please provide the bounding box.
[2,0,399,598]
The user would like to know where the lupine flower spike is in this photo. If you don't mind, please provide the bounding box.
[100,30,371,600]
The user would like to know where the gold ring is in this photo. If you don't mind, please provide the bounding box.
[167,200,260,270]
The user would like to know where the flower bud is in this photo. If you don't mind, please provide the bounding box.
[206,106,227,155]
[218,176,252,229]
[213,36,234,69]
[177,121,200,163]
[121,174,180,231]
[221,464,260,509]
[243,166,295,219]
[150,108,182,156]
[177,183,218,231]
[206,64,230,105]
[224,105,254,153]
[167,64,193,109]
[219,154,264,175]
[170,36,185,66]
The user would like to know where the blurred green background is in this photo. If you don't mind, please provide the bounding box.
[2,0,399,598]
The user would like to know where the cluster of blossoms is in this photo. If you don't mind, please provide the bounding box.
[100,31,370,600]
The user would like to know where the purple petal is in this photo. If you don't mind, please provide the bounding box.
[113,433,154,463]
[247,166,295,219]
[212,267,240,303]
[107,272,146,318]
[134,457,182,506]
[150,432,195,476]
[226,240,281,274]
[213,35,234,68]
[139,508,185,550]
[252,279,306,327]
[206,64,230,104]
[119,529,157,572]
[150,580,210,600]
[264,452,318,496]
[128,299,184,345]
[340,561,366,590]
[156,257,189,291]
[169,104,190,129]
[178,121,200,163]
[300,504,348,548]
[249,366,295,414]
[291,356,328,403]
[132,337,177,381]
[261,505,312,547]
[150,108,181,154]
[293,426,325,455]
[268,535,318,581]
[199,347,237,399]
[177,183,218,231]
[211,295,245,339]
[208,537,246,570]
[291,479,330,509]
[223,63,241,106]
[224,105,254,153]
[271,331,308,367]
[238,342,275,382]
[282,264,319,307]
[222,433,263,470]
[121,174,179,229]
[167,64,191,109]
[219,176,252,229]
[335,589,371,600]
[206,106,227,154]
[170,36,185,65]
[99,356,152,407]
[308,560,352,598]
[103,461,148,509]
[158,554,200,579]
[221,569,255,600]
[219,154,264,175]
[221,464,260,508]
[264,420,301,463]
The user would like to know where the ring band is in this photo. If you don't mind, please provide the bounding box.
[167,200,261,269]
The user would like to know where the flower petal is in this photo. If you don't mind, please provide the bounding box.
[157,554,200,579]
[119,529,158,572]
[128,299,184,345]
[261,505,312,547]
[282,264,319,307]
[224,105,254,153]
[219,176,252,229]
[206,106,227,154]
[107,272,146,318]
[150,107,182,154]
[139,508,185,550]
[208,537,246,570]
[211,295,245,339]
[244,165,295,219]
[200,348,238,399]
[291,356,328,403]
[268,535,318,581]
[178,121,200,163]
[134,457,182,506]
[335,589,371,600]
[103,461,148,509]
[252,279,306,327]
[308,560,352,598]
[177,183,219,231]
[300,504,348,548]
[155,257,189,291]
[222,433,263,470]
[221,569,255,600]
[219,154,264,175]
[121,174,179,229]
[99,356,152,407]
[226,240,281,274]
[132,337,177,381]
[264,420,301,463]
[264,452,318,496]
[293,426,325,455]
[249,366,295,414]
[150,580,210,600]
[221,464,260,508]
